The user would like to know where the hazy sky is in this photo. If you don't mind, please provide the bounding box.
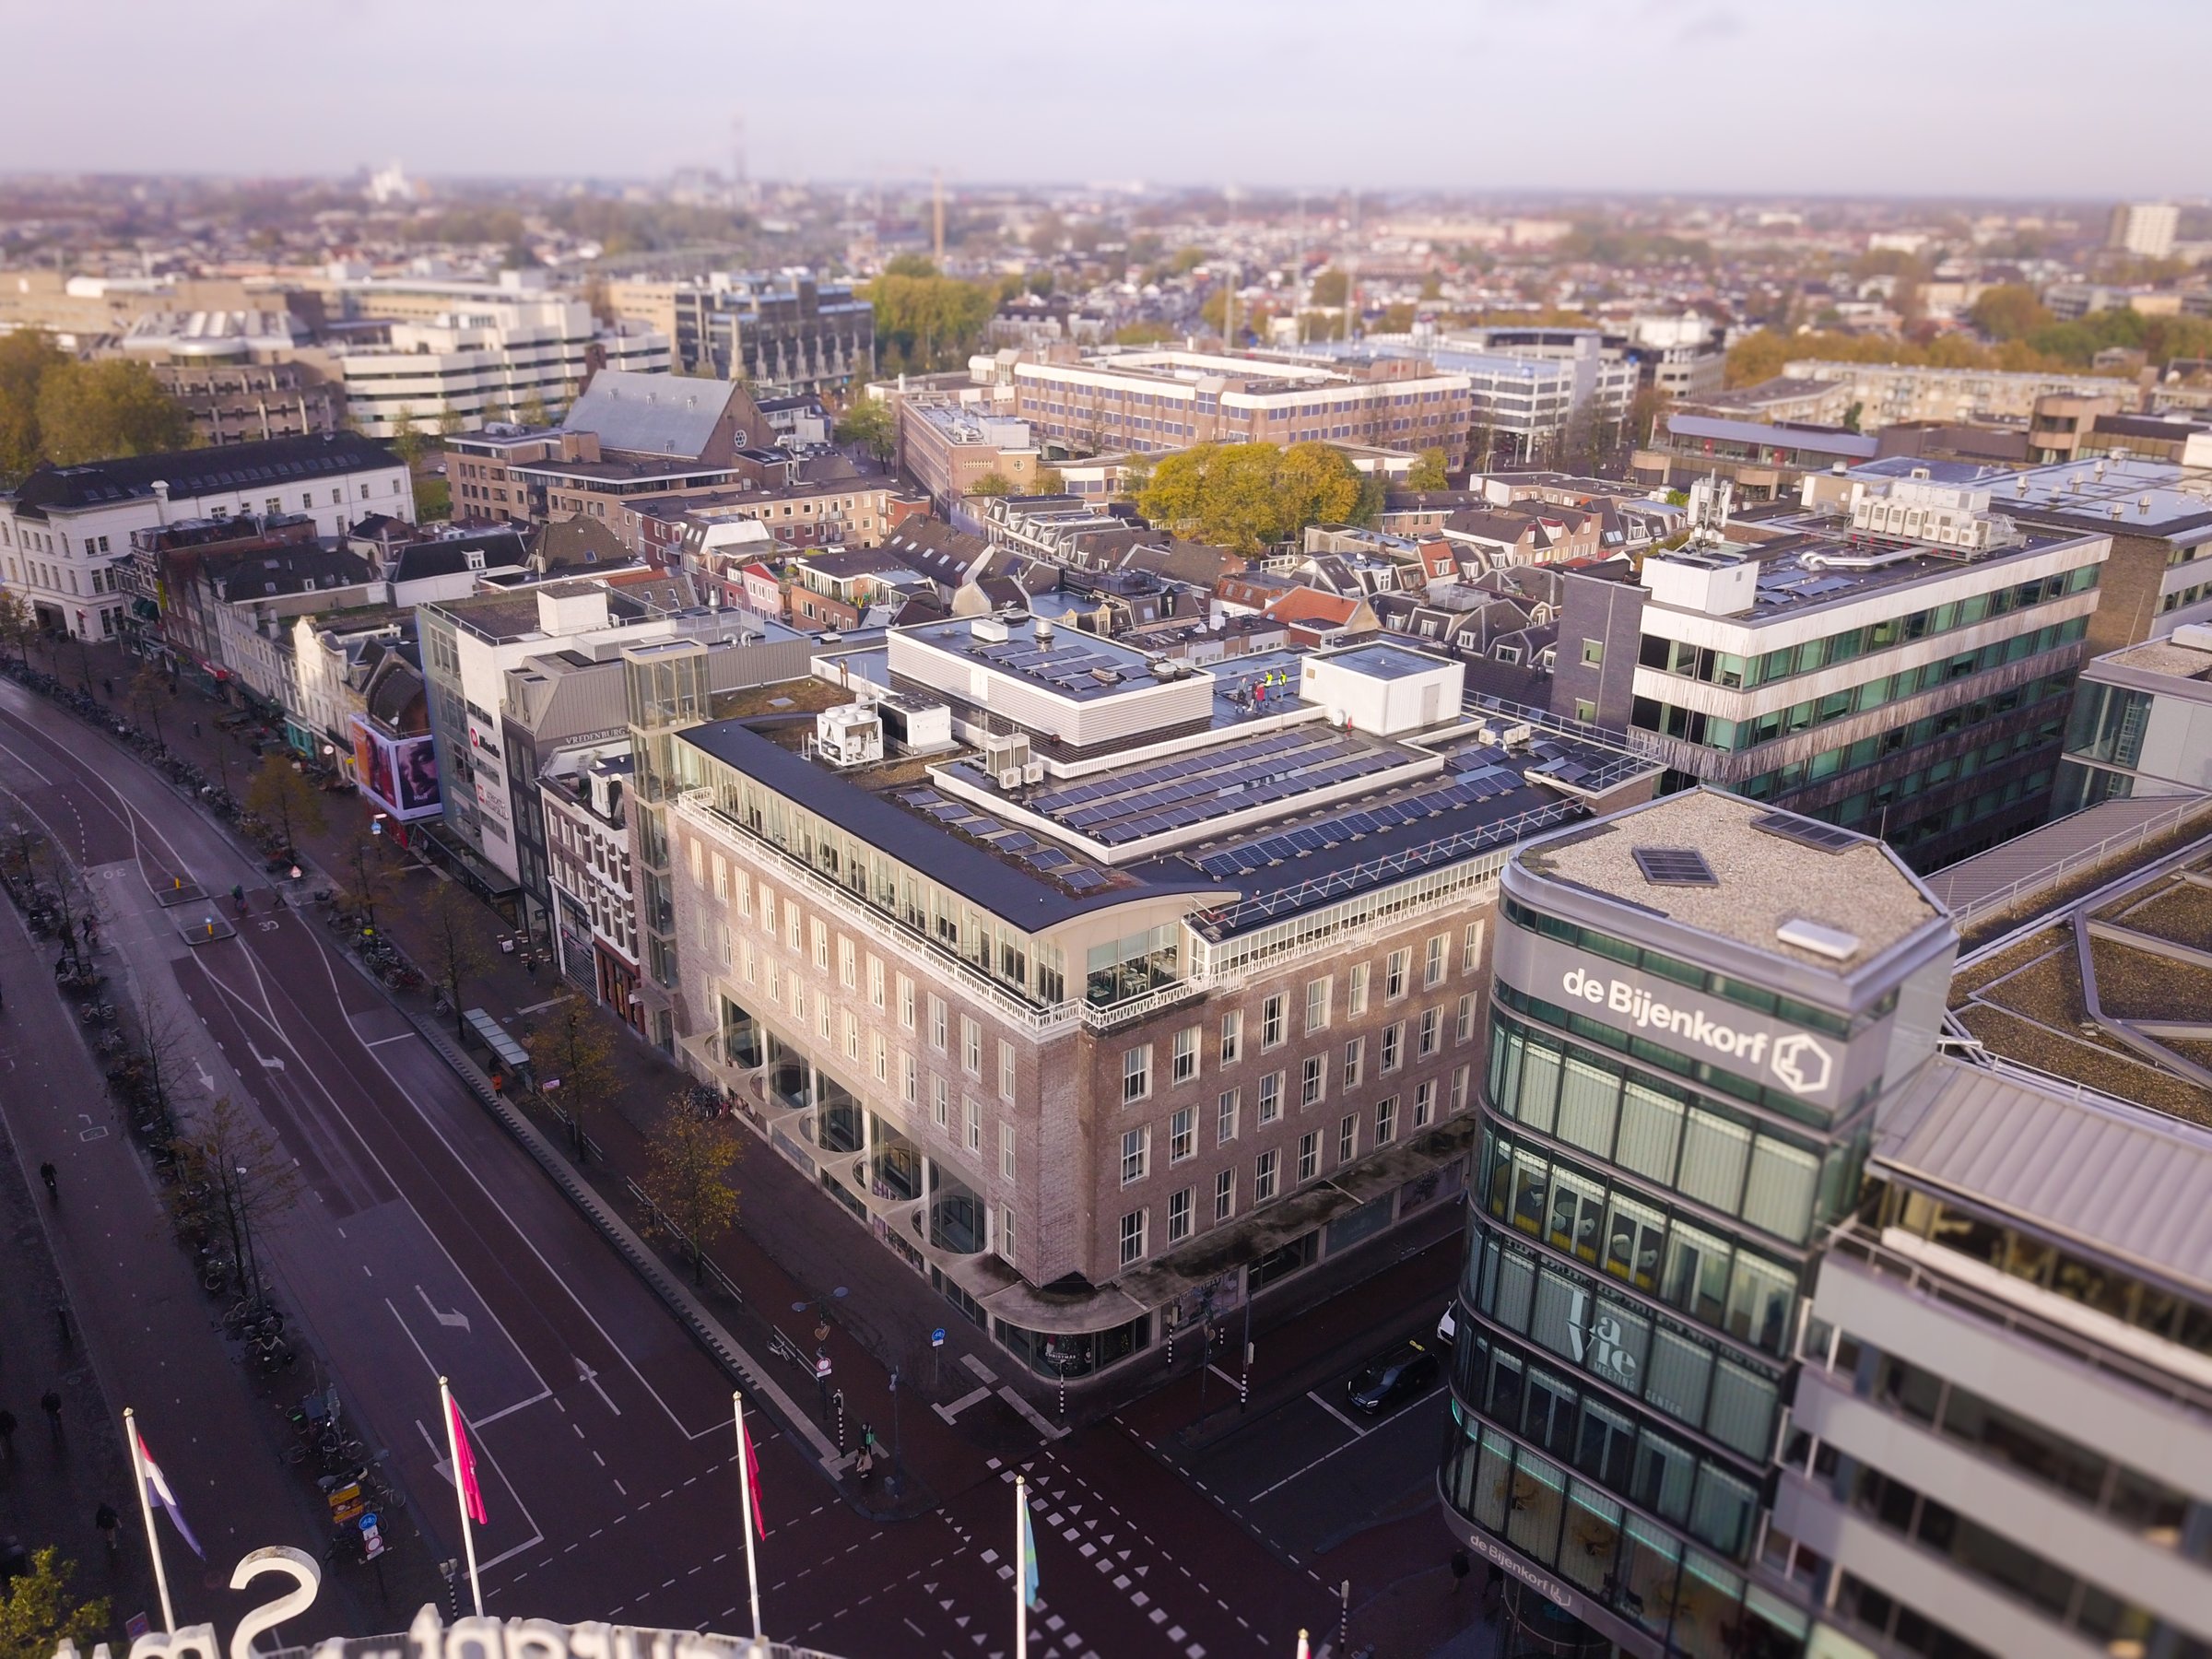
[6,0,2205,199]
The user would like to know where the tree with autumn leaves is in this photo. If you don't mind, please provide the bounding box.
[1136,441,1372,552]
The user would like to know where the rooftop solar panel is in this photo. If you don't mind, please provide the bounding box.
[1630,846,1719,887]
[1749,811,1861,853]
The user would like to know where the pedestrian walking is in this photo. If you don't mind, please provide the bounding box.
[39,1161,57,1200]
[0,1409,17,1456]
[54,1306,69,1349]
[41,1390,63,1435]
[94,1503,119,1559]
[192,719,201,738]
[100,677,112,700]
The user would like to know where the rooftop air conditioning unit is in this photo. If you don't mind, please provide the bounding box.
[972,617,1010,643]
[997,767,1023,790]
[1022,759,1045,783]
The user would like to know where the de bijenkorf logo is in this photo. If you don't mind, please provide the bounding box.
[1771,1032,1833,1096]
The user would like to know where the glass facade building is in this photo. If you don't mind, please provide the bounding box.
[1440,787,1959,1657]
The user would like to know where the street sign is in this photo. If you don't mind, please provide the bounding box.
[814,1354,832,1380]
[930,1327,946,1348]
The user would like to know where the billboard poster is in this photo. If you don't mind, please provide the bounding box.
[349,716,443,822]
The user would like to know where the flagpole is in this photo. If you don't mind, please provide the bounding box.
[1014,1475,1028,1658]
[440,1376,484,1616]
[124,1408,176,1633]
[733,1391,763,1641]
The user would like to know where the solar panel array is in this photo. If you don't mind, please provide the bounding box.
[1187,765,1528,879]
[1018,726,1408,848]
[965,638,1140,699]
[895,786,1114,893]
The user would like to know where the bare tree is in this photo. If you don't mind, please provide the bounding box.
[173,1096,301,1302]
[423,882,492,1035]
[129,664,170,749]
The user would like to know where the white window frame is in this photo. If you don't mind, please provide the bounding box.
[1169,1107,1194,1163]
[1119,1208,1147,1267]
[1219,1010,1242,1065]
[1213,1168,1236,1222]
[1217,1088,1240,1145]
[1304,975,1331,1034]
[1254,1148,1279,1203]
[1124,1044,1153,1104]
[1121,1127,1150,1184]
[1171,1025,1200,1085]
[1300,1053,1325,1109]
[1167,1187,1194,1244]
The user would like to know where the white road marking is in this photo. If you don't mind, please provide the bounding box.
[1305,1391,1369,1438]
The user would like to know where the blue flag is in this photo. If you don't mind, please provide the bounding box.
[1020,1494,1041,1610]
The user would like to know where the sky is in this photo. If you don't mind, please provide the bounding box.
[3,0,2206,200]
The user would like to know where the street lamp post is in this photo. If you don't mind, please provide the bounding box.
[1240,1278,1254,1414]
[887,1368,901,1499]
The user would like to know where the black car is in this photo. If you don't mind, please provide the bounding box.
[1345,1337,1441,1415]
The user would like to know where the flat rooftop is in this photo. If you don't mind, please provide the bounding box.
[2100,634,2212,683]
[897,614,1168,703]
[683,694,1651,937]
[1998,456,2212,539]
[1651,522,2096,623]
[1318,641,1453,681]
[1520,789,1943,971]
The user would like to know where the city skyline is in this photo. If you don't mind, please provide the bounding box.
[6,0,2208,196]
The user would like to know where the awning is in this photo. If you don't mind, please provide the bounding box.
[463,1007,531,1077]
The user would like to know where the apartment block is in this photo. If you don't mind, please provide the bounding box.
[994,347,1472,467]
[2108,202,2181,260]
[656,623,1658,1383]
[1779,359,2129,430]
[1442,787,2212,1659]
[1,432,412,641]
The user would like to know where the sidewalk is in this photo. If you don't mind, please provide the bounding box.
[52,641,1022,1512]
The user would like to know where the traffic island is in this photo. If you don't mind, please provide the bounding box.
[152,875,206,907]
[178,912,237,946]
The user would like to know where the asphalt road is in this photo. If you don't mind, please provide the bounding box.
[0,672,1337,1657]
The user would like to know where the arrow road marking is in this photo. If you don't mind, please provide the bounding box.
[193,1059,217,1092]
[417,1285,471,1332]
[573,1356,620,1415]
[247,1040,286,1071]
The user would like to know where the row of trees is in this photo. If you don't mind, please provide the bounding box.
[0,333,193,483]
[1726,296,2212,392]
[1967,284,2212,370]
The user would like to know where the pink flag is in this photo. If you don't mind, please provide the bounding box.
[739,1412,767,1538]
[448,1394,488,1525]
